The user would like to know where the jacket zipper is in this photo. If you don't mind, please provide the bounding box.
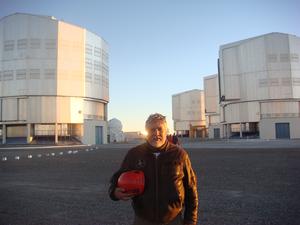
[154,152,160,222]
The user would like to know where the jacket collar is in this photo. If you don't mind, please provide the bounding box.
[146,140,169,152]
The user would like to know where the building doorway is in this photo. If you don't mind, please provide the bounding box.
[95,126,103,144]
[275,123,290,139]
[214,128,220,139]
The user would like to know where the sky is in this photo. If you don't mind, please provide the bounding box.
[1,0,300,133]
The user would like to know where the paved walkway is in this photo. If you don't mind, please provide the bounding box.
[1,139,300,150]
[1,145,299,225]
[181,139,300,149]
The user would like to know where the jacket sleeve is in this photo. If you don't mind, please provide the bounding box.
[183,154,198,225]
[108,151,132,201]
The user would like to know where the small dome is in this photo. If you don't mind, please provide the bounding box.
[108,118,123,130]
[108,118,125,143]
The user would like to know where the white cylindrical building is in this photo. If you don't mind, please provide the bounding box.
[218,32,300,139]
[0,13,109,144]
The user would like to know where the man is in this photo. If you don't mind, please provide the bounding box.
[109,113,198,225]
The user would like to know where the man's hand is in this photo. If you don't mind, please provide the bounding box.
[114,187,136,201]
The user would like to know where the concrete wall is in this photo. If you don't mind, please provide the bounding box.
[260,117,300,139]
[83,119,107,145]
[208,124,223,139]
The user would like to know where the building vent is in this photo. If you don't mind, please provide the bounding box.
[44,69,55,79]
[267,54,277,63]
[290,53,299,62]
[293,78,300,86]
[3,70,14,80]
[16,69,26,80]
[280,53,290,62]
[281,78,291,86]
[17,39,27,49]
[45,39,56,49]
[4,40,14,51]
[30,39,41,49]
[30,69,40,79]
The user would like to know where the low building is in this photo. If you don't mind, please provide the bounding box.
[124,131,145,143]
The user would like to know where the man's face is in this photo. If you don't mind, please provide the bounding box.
[146,120,167,148]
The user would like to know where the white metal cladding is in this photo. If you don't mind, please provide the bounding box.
[172,89,205,122]
[85,30,109,102]
[260,101,299,118]
[289,35,300,98]
[204,74,219,114]
[219,33,300,102]
[0,13,58,97]
[174,121,188,131]
[27,96,56,123]
[83,100,105,120]
[2,98,18,121]
[0,13,109,126]
[56,20,85,98]
[209,115,220,125]
[224,102,260,123]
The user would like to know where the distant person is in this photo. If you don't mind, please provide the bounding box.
[109,113,198,225]
[167,134,173,144]
[172,133,179,145]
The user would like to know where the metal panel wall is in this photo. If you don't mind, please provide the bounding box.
[27,96,56,123]
[261,101,298,116]
[57,21,84,97]
[85,30,109,102]
[204,74,219,113]
[225,102,260,123]
[289,34,300,98]
[83,100,105,120]
[0,13,58,97]
[222,47,240,100]
[2,98,17,121]
[174,121,190,131]
[18,98,27,121]
[219,33,297,102]
[224,103,240,123]
[172,90,205,122]
[172,95,180,120]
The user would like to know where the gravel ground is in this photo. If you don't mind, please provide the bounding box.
[0,143,300,225]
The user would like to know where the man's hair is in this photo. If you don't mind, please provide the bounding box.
[145,113,167,128]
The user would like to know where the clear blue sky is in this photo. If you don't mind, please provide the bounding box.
[1,0,300,133]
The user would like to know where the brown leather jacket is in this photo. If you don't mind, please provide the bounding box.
[109,141,198,225]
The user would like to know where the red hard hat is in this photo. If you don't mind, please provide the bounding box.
[117,170,145,195]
